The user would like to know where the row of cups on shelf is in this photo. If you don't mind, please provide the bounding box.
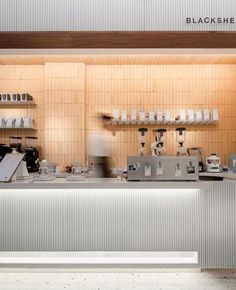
[0,93,33,102]
[113,108,219,122]
[0,116,33,128]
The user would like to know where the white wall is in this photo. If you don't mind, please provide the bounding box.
[0,0,235,31]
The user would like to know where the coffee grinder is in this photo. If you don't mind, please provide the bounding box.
[138,128,148,156]
[24,136,39,172]
[187,147,204,172]
[151,129,167,156]
[9,136,23,153]
[176,128,187,156]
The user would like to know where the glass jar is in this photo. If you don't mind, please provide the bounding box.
[25,136,38,148]
[176,128,186,144]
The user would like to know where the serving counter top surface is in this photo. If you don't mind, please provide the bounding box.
[0,176,234,189]
[0,170,235,189]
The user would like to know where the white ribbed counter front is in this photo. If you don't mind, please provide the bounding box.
[0,179,235,269]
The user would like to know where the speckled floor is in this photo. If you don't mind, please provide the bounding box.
[0,270,236,290]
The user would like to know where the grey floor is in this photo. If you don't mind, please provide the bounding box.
[0,269,236,290]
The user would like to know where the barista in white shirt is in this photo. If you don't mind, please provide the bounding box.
[87,113,113,177]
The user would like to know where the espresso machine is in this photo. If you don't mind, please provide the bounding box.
[151,129,167,156]
[0,144,11,162]
[24,136,39,172]
[176,128,187,156]
[138,128,148,156]
[127,156,199,181]
[0,136,22,163]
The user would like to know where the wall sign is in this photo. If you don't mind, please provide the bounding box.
[186,17,235,24]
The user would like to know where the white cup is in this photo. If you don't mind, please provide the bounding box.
[6,117,16,128]
[0,116,5,128]
[23,117,33,128]
[15,118,23,128]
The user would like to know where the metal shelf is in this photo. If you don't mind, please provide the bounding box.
[112,120,218,126]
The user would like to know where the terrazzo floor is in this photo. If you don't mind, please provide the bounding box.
[0,269,236,290]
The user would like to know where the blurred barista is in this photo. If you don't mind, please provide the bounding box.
[87,113,113,177]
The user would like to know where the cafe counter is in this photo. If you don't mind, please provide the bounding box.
[0,178,235,269]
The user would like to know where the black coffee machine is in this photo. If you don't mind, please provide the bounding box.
[24,136,39,172]
[0,136,22,163]
[0,144,11,162]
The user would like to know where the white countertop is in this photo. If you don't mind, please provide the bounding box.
[0,177,219,190]
[200,172,236,180]
[0,171,235,190]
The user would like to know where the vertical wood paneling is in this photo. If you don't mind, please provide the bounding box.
[1,62,236,166]
[86,64,236,167]
[0,65,44,149]
[44,63,86,164]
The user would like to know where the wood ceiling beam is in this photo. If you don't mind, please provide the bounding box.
[0,32,236,49]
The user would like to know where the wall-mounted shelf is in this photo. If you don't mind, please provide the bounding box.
[0,101,35,106]
[113,109,219,127]
[0,127,36,130]
[112,120,218,126]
